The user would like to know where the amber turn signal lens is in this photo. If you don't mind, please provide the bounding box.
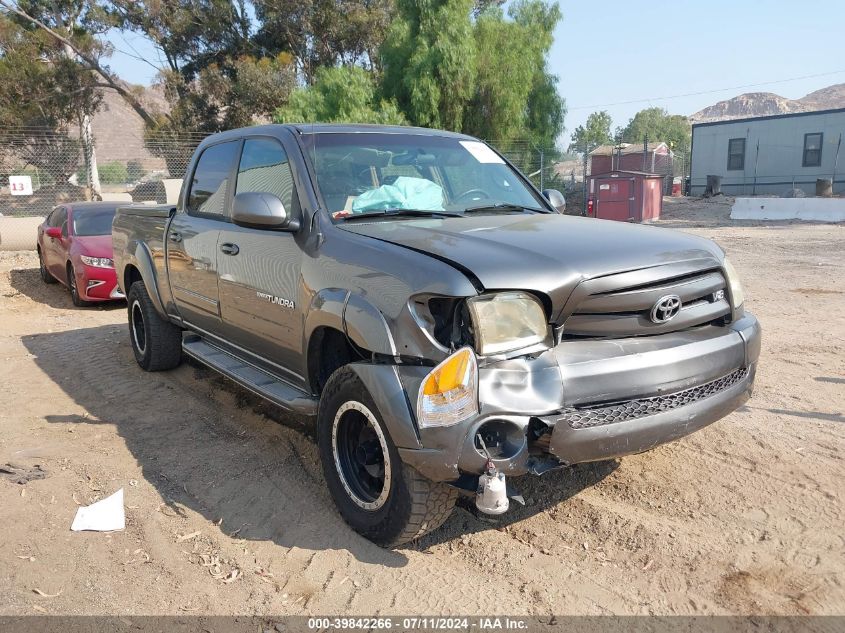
[422,348,472,396]
[417,348,479,428]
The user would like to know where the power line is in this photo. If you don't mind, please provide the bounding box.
[569,69,845,111]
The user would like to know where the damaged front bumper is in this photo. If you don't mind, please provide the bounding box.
[392,313,761,482]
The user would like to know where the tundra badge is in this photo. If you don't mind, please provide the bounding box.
[256,292,295,309]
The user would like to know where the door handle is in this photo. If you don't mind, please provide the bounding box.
[169,231,182,243]
[220,242,239,256]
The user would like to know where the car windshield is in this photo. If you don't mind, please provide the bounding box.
[304,132,546,221]
[72,207,117,236]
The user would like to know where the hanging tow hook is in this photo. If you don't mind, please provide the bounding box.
[475,436,510,515]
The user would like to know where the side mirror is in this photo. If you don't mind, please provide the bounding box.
[232,192,299,231]
[542,189,566,214]
[45,227,62,239]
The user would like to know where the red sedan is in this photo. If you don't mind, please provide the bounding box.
[36,202,125,306]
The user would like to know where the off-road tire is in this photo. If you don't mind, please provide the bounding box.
[318,367,458,547]
[67,263,90,307]
[38,248,56,283]
[127,280,182,371]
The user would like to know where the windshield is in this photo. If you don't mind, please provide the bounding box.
[72,208,117,236]
[304,133,546,221]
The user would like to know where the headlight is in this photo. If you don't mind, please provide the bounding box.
[723,257,745,309]
[417,347,478,428]
[80,255,114,268]
[467,291,549,355]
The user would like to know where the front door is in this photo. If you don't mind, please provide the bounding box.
[168,140,241,334]
[216,137,305,386]
[595,177,635,222]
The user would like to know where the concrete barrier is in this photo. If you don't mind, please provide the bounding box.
[731,197,845,222]
[0,216,43,251]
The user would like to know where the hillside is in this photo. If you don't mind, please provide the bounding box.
[690,83,845,123]
[797,83,845,109]
[90,83,168,164]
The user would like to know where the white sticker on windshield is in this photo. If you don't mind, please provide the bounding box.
[459,141,505,164]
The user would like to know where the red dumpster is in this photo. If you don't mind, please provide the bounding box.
[587,170,664,222]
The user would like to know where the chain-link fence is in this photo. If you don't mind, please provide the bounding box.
[0,127,206,217]
[490,139,578,213]
[0,128,563,249]
[688,144,845,197]
[0,127,206,250]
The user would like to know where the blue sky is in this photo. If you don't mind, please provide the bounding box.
[105,0,845,146]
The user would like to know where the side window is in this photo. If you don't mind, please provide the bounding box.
[54,208,68,232]
[236,138,298,214]
[187,141,240,216]
[727,138,745,171]
[47,207,64,227]
[803,133,822,167]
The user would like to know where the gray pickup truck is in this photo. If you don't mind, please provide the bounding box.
[112,124,760,547]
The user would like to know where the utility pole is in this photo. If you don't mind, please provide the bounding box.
[583,145,591,214]
[539,148,545,191]
[752,139,760,196]
[642,135,648,172]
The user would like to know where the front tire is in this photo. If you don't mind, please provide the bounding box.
[67,264,89,307]
[127,280,182,371]
[318,367,457,547]
[38,248,56,283]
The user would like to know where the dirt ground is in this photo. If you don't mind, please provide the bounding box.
[0,197,842,616]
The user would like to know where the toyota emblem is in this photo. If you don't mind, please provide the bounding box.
[650,294,682,323]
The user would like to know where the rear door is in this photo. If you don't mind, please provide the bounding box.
[216,136,306,385]
[44,206,68,279]
[39,207,61,271]
[595,177,634,222]
[167,140,240,334]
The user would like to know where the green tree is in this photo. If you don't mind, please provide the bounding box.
[0,2,102,189]
[274,65,405,125]
[254,0,393,82]
[106,0,282,132]
[1,0,158,126]
[464,1,563,144]
[509,0,564,148]
[570,111,613,153]
[464,10,531,141]
[621,107,691,152]
[382,0,564,145]
[105,0,252,81]
[381,0,477,131]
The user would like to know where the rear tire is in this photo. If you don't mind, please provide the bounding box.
[67,264,90,307]
[318,367,457,547]
[127,280,182,371]
[38,248,56,283]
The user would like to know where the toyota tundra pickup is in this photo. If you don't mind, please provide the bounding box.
[112,124,761,547]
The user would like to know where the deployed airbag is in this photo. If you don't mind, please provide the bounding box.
[351,176,444,213]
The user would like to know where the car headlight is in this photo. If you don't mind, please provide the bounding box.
[723,257,745,309]
[80,255,114,268]
[417,347,478,428]
[466,291,549,355]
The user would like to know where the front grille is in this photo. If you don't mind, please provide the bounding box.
[560,367,749,430]
[562,269,731,338]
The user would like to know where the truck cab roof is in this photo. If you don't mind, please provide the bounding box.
[197,123,477,145]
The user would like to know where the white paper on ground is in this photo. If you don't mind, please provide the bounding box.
[71,488,125,532]
[459,140,505,164]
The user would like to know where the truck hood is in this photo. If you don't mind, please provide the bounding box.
[339,213,723,319]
